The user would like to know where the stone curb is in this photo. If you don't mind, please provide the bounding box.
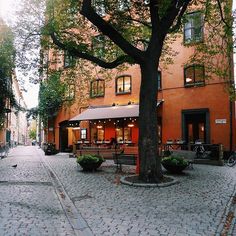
[215,184,236,235]
[120,175,179,187]
[37,149,94,236]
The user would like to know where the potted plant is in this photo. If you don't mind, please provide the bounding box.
[76,154,105,171]
[161,155,189,174]
[44,143,57,155]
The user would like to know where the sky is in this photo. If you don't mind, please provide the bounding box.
[0,0,39,109]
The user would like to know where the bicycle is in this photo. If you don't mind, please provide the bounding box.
[227,152,236,167]
[193,142,210,159]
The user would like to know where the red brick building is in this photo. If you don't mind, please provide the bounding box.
[45,10,236,153]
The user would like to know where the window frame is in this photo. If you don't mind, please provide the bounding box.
[184,11,203,44]
[115,75,132,95]
[184,64,205,87]
[64,51,76,68]
[80,128,87,140]
[65,82,75,101]
[90,78,105,98]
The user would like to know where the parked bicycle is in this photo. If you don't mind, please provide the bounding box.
[193,141,210,159]
[0,142,10,159]
[227,151,236,167]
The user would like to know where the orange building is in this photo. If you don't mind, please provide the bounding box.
[45,11,236,153]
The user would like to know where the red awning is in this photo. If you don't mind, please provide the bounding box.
[70,101,163,121]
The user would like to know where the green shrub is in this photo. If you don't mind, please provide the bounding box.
[161,155,188,166]
[76,154,104,165]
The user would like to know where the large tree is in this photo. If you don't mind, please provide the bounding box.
[15,0,234,182]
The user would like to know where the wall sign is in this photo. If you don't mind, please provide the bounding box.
[215,119,227,124]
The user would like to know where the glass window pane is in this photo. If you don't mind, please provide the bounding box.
[124,128,131,141]
[117,78,124,93]
[195,66,204,82]
[185,67,194,84]
[124,76,131,92]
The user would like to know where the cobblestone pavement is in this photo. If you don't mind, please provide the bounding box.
[1,146,236,236]
[39,147,236,236]
[0,146,91,236]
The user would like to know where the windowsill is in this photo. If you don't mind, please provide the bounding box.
[183,39,204,46]
[90,94,105,98]
[184,82,205,88]
[116,91,131,95]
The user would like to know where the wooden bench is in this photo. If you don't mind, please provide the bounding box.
[113,146,138,171]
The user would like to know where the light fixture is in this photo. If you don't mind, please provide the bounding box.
[97,125,103,129]
[186,77,192,82]
[128,124,134,127]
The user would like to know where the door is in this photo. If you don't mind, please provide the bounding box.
[182,109,210,144]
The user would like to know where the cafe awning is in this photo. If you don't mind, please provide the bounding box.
[70,100,163,121]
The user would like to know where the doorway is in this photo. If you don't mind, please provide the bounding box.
[182,109,210,144]
[59,120,68,152]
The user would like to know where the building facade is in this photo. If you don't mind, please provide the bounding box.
[44,8,236,153]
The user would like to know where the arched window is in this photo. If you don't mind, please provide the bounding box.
[90,78,105,98]
[116,75,131,94]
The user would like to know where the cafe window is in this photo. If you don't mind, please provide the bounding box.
[115,127,131,143]
[184,12,203,43]
[90,79,105,98]
[184,65,205,87]
[116,75,131,94]
[81,129,87,139]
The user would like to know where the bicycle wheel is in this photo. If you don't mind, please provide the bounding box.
[227,154,236,167]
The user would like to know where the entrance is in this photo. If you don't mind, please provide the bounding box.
[59,120,68,152]
[182,109,210,144]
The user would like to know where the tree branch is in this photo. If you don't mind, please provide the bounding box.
[50,32,135,69]
[169,1,189,33]
[216,0,231,29]
[160,0,191,36]
[80,0,145,64]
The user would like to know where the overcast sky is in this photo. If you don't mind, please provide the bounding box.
[0,0,39,109]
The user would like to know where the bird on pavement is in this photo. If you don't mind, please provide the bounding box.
[11,164,17,168]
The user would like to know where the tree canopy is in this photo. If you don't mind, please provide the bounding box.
[0,19,17,129]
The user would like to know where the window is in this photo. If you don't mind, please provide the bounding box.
[64,51,75,68]
[184,12,203,43]
[81,129,87,139]
[116,75,131,94]
[65,83,75,100]
[92,35,105,58]
[90,79,105,98]
[157,71,161,90]
[184,65,205,86]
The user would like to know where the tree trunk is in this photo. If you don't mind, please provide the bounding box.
[138,60,163,182]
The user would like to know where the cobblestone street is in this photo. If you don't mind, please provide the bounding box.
[0,146,235,236]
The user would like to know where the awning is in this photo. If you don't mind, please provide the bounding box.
[70,100,163,121]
